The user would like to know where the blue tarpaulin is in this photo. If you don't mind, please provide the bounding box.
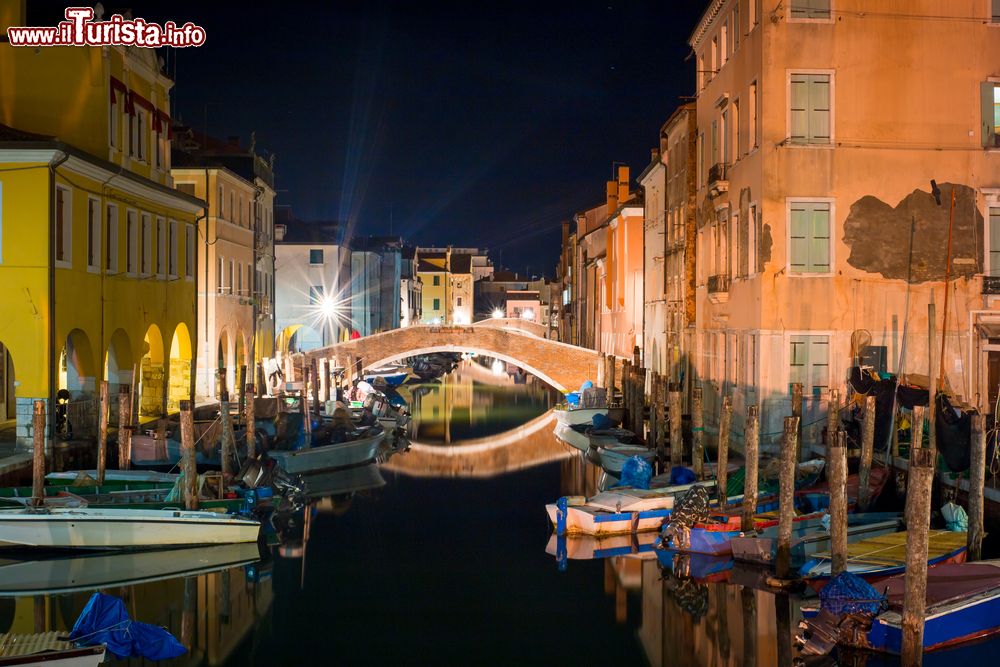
[611,456,653,489]
[669,466,696,486]
[819,572,888,616]
[70,592,187,660]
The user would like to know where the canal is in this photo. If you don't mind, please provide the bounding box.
[6,359,1000,666]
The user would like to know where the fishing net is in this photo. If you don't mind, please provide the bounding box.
[819,572,888,616]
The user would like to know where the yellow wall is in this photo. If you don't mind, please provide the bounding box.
[419,270,448,323]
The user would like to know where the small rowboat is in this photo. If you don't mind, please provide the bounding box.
[0,507,261,550]
[553,405,624,427]
[0,633,105,666]
[799,529,969,590]
[545,531,659,562]
[270,428,385,475]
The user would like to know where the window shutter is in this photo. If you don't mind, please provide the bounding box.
[990,210,1000,276]
[790,75,808,142]
[982,81,997,148]
[790,204,809,273]
[790,335,809,393]
[809,0,831,19]
[809,203,831,272]
[808,75,831,143]
[808,337,830,397]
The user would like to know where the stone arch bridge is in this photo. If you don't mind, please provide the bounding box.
[295,325,605,391]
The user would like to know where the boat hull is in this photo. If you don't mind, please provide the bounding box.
[270,432,384,475]
[545,503,671,536]
[0,508,260,550]
[553,407,624,427]
[0,644,106,666]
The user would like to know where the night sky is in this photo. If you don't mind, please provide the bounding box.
[37,0,704,276]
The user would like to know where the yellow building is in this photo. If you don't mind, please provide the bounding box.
[416,248,474,325]
[0,9,203,447]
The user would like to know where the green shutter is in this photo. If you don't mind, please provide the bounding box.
[808,337,830,397]
[790,336,808,393]
[990,210,1000,276]
[790,75,808,142]
[809,203,830,272]
[790,204,809,273]
[808,75,831,143]
[984,81,998,148]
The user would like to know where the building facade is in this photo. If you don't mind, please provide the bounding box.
[400,246,423,327]
[171,132,276,399]
[0,15,202,445]
[350,236,403,336]
[274,222,350,353]
[416,248,474,325]
[689,0,1000,448]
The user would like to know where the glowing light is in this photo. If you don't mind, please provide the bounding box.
[491,358,505,376]
[520,308,535,321]
[454,313,469,325]
[492,309,505,319]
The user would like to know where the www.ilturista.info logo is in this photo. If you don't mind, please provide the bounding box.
[6,7,206,48]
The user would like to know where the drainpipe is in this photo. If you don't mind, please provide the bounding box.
[47,149,70,450]
[192,207,207,405]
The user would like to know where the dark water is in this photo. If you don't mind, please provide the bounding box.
[7,362,1000,666]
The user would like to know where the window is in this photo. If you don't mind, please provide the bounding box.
[126,210,138,274]
[720,21,728,67]
[105,204,118,273]
[217,185,224,218]
[109,96,119,149]
[989,208,1000,276]
[140,214,151,275]
[229,260,234,294]
[169,220,178,277]
[237,263,243,295]
[746,333,758,392]
[790,335,830,397]
[697,132,705,185]
[309,249,323,264]
[733,98,741,158]
[87,197,100,271]
[790,73,832,144]
[981,81,1000,148]
[733,4,740,48]
[721,108,730,164]
[789,200,832,274]
[433,275,440,286]
[697,54,706,91]
[130,110,147,161]
[309,285,324,304]
[993,0,1000,22]
[218,256,224,291]
[749,81,759,149]
[748,203,758,276]
[176,183,195,196]
[710,37,718,80]
[185,225,194,279]
[732,212,741,277]
[433,298,441,310]
[457,297,463,307]
[156,217,166,277]
[230,192,234,223]
[239,194,245,226]
[55,186,71,265]
[711,119,719,166]
[749,0,758,26]
[790,0,831,20]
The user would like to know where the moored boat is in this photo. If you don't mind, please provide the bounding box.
[0,633,105,666]
[553,405,624,427]
[799,529,969,590]
[269,427,386,475]
[544,531,659,561]
[0,507,261,550]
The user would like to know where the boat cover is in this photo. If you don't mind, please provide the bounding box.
[880,561,1000,612]
[611,456,652,489]
[70,592,186,660]
[819,571,888,615]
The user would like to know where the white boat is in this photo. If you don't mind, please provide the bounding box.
[597,444,656,475]
[545,480,716,536]
[0,633,105,666]
[0,507,260,550]
[544,531,659,560]
[553,423,590,452]
[45,470,179,484]
[0,542,261,595]
[553,405,623,427]
[270,428,385,475]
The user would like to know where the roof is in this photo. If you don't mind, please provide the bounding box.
[275,221,342,244]
[0,122,205,210]
[171,126,275,188]
[492,270,520,281]
[689,0,727,48]
[417,258,446,272]
[450,254,472,274]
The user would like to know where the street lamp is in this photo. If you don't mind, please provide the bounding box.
[492,308,504,319]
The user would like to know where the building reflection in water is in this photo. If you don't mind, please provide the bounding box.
[559,448,804,667]
[0,562,273,666]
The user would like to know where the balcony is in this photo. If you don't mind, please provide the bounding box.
[984,276,1000,295]
[707,274,730,304]
[708,162,729,200]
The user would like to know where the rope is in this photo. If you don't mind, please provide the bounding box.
[69,620,131,643]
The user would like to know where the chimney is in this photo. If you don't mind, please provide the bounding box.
[606,180,618,215]
[274,224,286,242]
[617,165,630,203]
[651,148,660,162]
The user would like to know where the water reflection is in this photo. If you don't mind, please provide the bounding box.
[397,358,561,443]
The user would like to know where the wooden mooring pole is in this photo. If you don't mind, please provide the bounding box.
[179,400,198,510]
[635,366,646,443]
[245,383,257,459]
[969,413,986,561]
[31,400,45,505]
[606,355,616,394]
[717,396,732,507]
[742,405,760,532]
[829,428,849,575]
[859,394,876,512]
[96,381,109,485]
[118,386,132,470]
[692,385,704,479]
[827,387,840,455]
[220,399,235,478]
[901,447,936,664]
[775,416,800,579]
[668,385,683,470]
[791,382,803,460]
